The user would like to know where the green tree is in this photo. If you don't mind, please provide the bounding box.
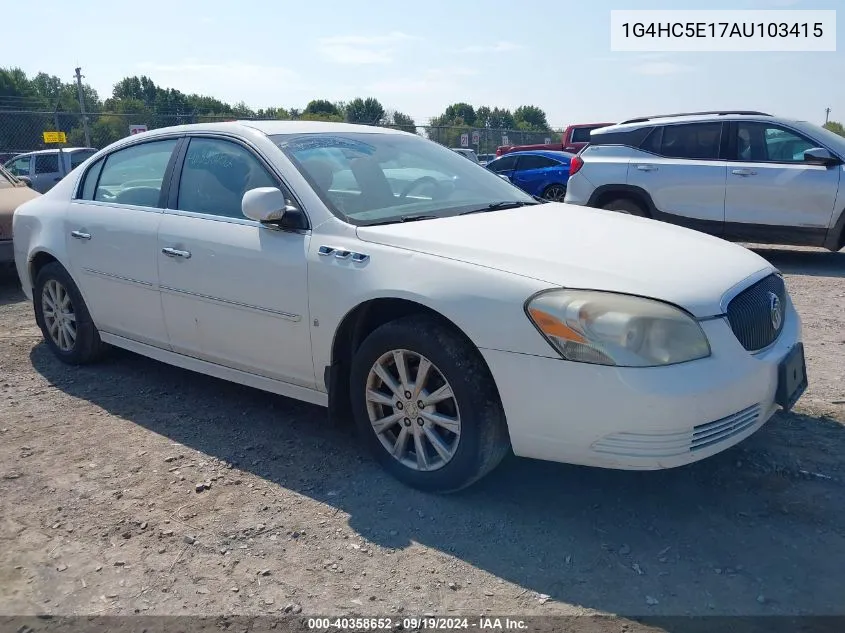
[304,99,342,118]
[385,110,416,134]
[345,97,385,125]
[824,121,845,137]
[513,105,549,131]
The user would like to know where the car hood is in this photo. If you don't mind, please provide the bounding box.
[355,203,774,317]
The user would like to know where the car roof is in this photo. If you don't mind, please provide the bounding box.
[12,147,96,157]
[136,120,410,139]
[596,113,806,135]
[496,149,574,160]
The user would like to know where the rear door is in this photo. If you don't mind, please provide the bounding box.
[627,122,728,235]
[511,155,565,196]
[723,121,840,245]
[31,152,62,193]
[66,137,180,347]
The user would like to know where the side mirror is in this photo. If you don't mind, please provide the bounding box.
[804,147,840,166]
[18,176,33,188]
[242,187,294,223]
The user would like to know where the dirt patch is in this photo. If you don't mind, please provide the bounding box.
[0,248,843,625]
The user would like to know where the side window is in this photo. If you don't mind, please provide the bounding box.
[6,155,31,177]
[177,137,278,218]
[516,155,559,171]
[79,157,105,200]
[488,155,517,172]
[736,123,817,163]
[70,150,97,169]
[570,128,593,143]
[34,153,60,174]
[658,123,723,160]
[94,139,178,207]
[641,127,663,154]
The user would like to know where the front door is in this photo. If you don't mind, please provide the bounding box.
[157,136,314,388]
[65,137,179,347]
[724,122,841,245]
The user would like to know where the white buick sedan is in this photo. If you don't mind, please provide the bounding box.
[13,121,807,492]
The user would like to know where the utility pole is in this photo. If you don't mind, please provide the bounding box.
[825,107,831,124]
[74,67,92,147]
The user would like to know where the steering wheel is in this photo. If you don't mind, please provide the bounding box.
[399,176,442,200]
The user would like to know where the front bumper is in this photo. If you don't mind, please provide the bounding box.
[481,301,802,470]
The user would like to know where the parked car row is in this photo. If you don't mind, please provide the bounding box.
[11,118,809,493]
[3,147,98,193]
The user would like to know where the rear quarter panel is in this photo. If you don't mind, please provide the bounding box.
[578,145,634,187]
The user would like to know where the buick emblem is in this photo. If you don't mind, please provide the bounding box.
[768,292,783,330]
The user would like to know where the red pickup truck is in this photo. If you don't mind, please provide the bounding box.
[495,122,615,157]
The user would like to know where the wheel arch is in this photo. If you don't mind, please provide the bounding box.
[823,204,845,251]
[325,296,501,424]
[587,184,657,218]
[28,249,63,290]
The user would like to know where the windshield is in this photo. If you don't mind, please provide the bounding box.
[271,132,534,225]
[791,120,845,158]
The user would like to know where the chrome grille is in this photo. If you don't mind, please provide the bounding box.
[691,405,761,451]
[591,404,762,459]
[726,274,786,352]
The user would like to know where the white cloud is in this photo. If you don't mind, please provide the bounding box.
[460,41,522,53]
[135,60,302,101]
[632,62,694,76]
[317,31,419,65]
[366,67,478,95]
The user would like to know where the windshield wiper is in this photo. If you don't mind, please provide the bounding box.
[458,200,538,215]
[363,214,439,226]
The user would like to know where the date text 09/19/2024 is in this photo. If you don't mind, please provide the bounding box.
[306,617,528,630]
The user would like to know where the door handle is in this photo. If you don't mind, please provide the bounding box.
[70,230,91,240]
[636,164,658,172]
[731,168,757,176]
[161,247,191,259]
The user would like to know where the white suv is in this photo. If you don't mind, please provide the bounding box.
[564,111,845,251]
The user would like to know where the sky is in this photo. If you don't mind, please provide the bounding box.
[5,0,843,128]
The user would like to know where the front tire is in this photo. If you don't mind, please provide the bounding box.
[33,262,106,365]
[349,315,510,493]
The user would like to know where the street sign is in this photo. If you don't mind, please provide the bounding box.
[502,135,509,146]
[42,131,67,144]
[460,133,469,148]
[544,137,551,145]
[471,130,480,145]
[129,124,148,135]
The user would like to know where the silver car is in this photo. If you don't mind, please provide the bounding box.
[564,111,845,251]
[4,147,98,193]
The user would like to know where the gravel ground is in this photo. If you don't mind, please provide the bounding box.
[0,246,843,630]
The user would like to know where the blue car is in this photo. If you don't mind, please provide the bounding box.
[485,149,574,201]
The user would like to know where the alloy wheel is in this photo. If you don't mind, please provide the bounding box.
[543,185,567,202]
[365,349,461,472]
[42,279,77,352]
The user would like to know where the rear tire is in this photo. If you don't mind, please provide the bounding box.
[33,262,106,365]
[602,198,647,216]
[349,315,510,493]
[542,184,567,202]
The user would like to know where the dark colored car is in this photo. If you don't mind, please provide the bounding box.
[486,149,574,201]
[495,123,615,157]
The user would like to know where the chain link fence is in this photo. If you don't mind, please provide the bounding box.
[0,110,561,161]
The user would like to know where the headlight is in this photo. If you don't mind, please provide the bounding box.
[525,289,711,367]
